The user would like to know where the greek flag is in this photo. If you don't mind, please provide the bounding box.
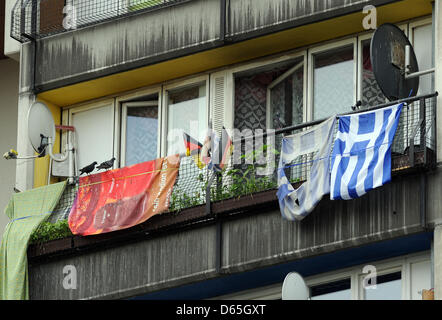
[277,117,336,221]
[330,103,403,200]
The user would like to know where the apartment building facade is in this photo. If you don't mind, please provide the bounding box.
[5,0,442,300]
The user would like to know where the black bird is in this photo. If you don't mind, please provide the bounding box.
[351,100,362,111]
[96,157,116,171]
[79,161,97,175]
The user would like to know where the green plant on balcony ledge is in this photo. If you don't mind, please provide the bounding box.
[169,145,282,211]
[30,219,73,245]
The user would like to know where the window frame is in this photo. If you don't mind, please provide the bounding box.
[208,251,430,300]
[408,17,434,96]
[357,266,403,300]
[116,86,163,167]
[120,100,160,167]
[408,17,433,44]
[265,58,306,129]
[307,37,358,122]
[66,98,116,175]
[229,50,307,129]
[162,75,210,157]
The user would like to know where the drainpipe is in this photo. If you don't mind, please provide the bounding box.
[220,0,226,43]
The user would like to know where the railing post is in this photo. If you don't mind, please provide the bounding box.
[20,0,26,38]
[205,173,214,216]
[31,0,37,38]
[420,98,427,164]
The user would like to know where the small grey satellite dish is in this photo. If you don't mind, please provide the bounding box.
[371,23,419,101]
[282,272,310,300]
[27,101,56,155]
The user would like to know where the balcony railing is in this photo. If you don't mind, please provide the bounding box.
[44,93,438,230]
[11,0,192,42]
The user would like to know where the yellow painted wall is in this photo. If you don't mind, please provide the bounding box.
[33,98,62,188]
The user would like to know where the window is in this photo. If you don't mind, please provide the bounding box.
[310,41,356,120]
[121,100,159,167]
[359,38,387,108]
[69,101,115,174]
[233,56,306,132]
[310,278,351,300]
[165,82,208,156]
[209,252,431,300]
[362,272,402,300]
[267,58,305,129]
[410,20,434,96]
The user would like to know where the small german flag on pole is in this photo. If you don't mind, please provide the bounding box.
[183,132,206,169]
[183,132,203,156]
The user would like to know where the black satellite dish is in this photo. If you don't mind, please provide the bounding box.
[371,23,419,101]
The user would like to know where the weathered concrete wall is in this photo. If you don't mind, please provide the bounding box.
[0,58,19,239]
[228,0,383,37]
[34,0,221,89]
[222,170,425,273]
[28,167,441,300]
[30,0,397,91]
[29,225,218,300]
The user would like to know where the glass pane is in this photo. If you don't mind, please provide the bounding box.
[72,105,114,173]
[125,105,158,166]
[413,24,434,95]
[311,278,351,300]
[167,84,207,156]
[361,39,386,108]
[270,67,304,128]
[313,45,354,120]
[364,272,402,300]
[311,290,351,300]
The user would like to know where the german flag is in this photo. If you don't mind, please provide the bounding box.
[183,132,206,169]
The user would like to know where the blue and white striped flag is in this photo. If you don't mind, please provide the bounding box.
[330,103,403,200]
[277,117,336,221]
